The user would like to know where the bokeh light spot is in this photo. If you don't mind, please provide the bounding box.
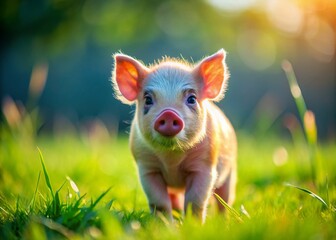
[290,85,302,99]
[273,146,288,166]
[266,0,304,35]
[208,0,257,11]
[305,16,335,62]
[237,29,277,70]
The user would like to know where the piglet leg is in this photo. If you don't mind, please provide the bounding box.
[184,169,216,223]
[139,171,172,219]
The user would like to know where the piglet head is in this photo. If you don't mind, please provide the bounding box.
[113,49,229,151]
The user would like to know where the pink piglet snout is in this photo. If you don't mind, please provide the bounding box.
[154,109,184,137]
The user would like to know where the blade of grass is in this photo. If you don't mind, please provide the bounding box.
[105,200,114,210]
[66,176,80,198]
[214,193,243,223]
[74,194,87,209]
[282,60,307,123]
[37,147,54,199]
[240,205,251,219]
[54,181,66,216]
[282,60,323,187]
[285,183,328,208]
[29,171,41,211]
[77,188,112,231]
[34,216,76,239]
[54,191,61,217]
[90,187,111,210]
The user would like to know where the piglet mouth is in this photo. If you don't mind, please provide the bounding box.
[154,109,184,137]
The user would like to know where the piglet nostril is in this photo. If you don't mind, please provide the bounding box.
[154,110,184,137]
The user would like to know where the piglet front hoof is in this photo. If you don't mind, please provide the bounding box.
[154,110,184,137]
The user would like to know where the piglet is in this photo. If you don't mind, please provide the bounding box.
[112,49,237,223]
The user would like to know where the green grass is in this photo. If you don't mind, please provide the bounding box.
[0,61,335,239]
[1,126,335,239]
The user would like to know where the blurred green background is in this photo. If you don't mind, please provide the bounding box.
[1,2,336,238]
[1,0,335,138]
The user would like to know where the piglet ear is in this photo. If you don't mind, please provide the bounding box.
[194,49,229,101]
[113,54,149,103]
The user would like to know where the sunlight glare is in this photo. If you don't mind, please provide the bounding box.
[305,16,335,62]
[208,0,257,11]
[266,0,304,35]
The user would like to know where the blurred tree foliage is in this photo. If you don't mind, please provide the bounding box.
[1,0,335,57]
[0,0,335,137]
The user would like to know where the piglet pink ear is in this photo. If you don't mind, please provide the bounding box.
[194,49,229,101]
[113,54,149,103]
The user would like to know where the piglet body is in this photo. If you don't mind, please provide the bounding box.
[112,49,237,222]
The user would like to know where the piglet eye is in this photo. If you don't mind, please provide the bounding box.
[144,95,153,105]
[186,95,197,105]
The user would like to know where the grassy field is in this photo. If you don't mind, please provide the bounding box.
[1,118,335,239]
[1,61,335,239]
